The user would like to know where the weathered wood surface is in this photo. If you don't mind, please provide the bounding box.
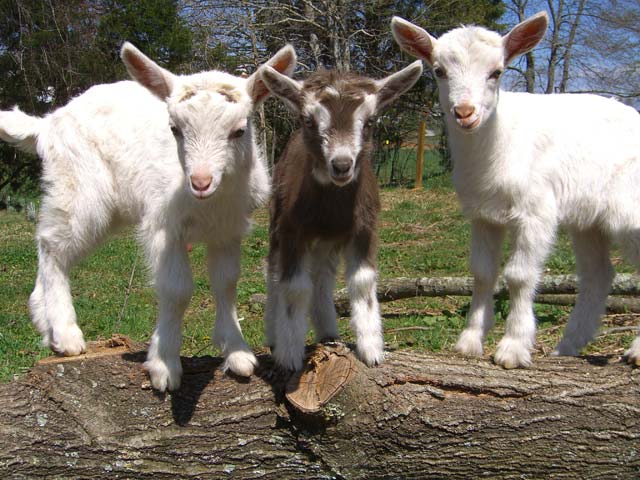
[1,336,639,479]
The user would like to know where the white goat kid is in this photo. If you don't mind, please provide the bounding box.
[0,43,297,390]
[392,12,640,368]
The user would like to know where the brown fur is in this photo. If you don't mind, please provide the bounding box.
[269,70,381,281]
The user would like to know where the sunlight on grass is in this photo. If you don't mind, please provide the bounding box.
[1,179,638,381]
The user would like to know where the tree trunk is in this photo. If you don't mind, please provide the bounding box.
[559,0,586,93]
[545,0,564,94]
[1,336,638,479]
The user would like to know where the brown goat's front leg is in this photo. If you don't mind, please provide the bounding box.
[267,243,312,371]
[309,241,341,343]
[345,232,384,366]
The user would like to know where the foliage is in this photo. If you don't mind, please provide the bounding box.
[0,0,192,197]
[247,0,504,169]
[2,1,637,191]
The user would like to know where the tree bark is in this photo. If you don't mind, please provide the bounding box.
[1,336,638,479]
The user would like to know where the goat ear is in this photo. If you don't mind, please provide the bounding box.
[247,44,297,106]
[375,60,423,111]
[120,42,175,100]
[258,65,303,114]
[503,11,548,65]
[391,17,437,65]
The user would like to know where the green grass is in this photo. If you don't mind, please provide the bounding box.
[376,146,447,187]
[1,177,637,381]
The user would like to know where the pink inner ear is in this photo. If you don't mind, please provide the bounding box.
[125,52,154,85]
[252,79,270,103]
[124,49,171,99]
[270,55,293,75]
[396,23,433,63]
[505,17,547,62]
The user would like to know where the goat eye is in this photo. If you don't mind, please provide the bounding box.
[434,67,446,79]
[170,125,182,137]
[230,127,246,139]
[489,69,502,80]
[302,116,314,128]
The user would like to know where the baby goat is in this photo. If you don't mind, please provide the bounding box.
[392,12,640,368]
[0,43,296,391]
[260,61,423,370]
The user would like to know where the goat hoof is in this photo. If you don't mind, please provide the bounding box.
[272,345,305,372]
[50,325,86,356]
[454,329,484,357]
[224,350,258,377]
[623,338,640,366]
[144,357,182,392]
[319,336,341,345]
[494,337,532,369]
[551,340,580,357]
[356,335,385,366]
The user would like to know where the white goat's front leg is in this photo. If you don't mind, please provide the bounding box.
[455,220,505,357]
[208,242,257,377]
[345,241,384,367]
[494,218,555,369]
[619,231,640,366]
[624,337,640,366]
[272,256,312,371]
[29,270,50,347]
[310,242,340,342]
[144,233,193,392]
[553,229,614,356]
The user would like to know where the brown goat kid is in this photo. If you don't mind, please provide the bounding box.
[260,62,423,371]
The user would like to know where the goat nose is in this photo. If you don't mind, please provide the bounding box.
[454,104,475,119]
[190,174,212,192]
[331,157,353,175]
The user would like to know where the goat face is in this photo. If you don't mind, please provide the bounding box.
[166,80,253,199]
[301,79,378,186]
[260,61,422,186]
[121,42,296,199]
[391,13,548,133]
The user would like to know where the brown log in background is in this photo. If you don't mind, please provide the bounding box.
[250,274,640,314]
[0,336,639,479]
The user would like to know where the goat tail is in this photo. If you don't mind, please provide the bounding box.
[0,107,43,155]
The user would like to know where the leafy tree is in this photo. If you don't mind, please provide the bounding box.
[0,0,192,198]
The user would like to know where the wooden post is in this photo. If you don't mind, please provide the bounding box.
[414,120,426,190]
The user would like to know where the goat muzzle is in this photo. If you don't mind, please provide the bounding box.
[330,156,355,185]
[190,174,213,198]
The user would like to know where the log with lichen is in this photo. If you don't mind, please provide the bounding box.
[0,336,638,479]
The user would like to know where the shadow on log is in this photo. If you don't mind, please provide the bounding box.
[1,335,639,479]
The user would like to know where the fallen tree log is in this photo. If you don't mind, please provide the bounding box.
[249,274,640,314]
[0,336,638,479]
[535,294,640,314]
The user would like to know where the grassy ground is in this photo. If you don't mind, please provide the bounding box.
[1,175,637,381]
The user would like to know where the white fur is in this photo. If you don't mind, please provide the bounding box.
[1,43,296,390]
[346,258,384,367]
[392,13,640,368]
